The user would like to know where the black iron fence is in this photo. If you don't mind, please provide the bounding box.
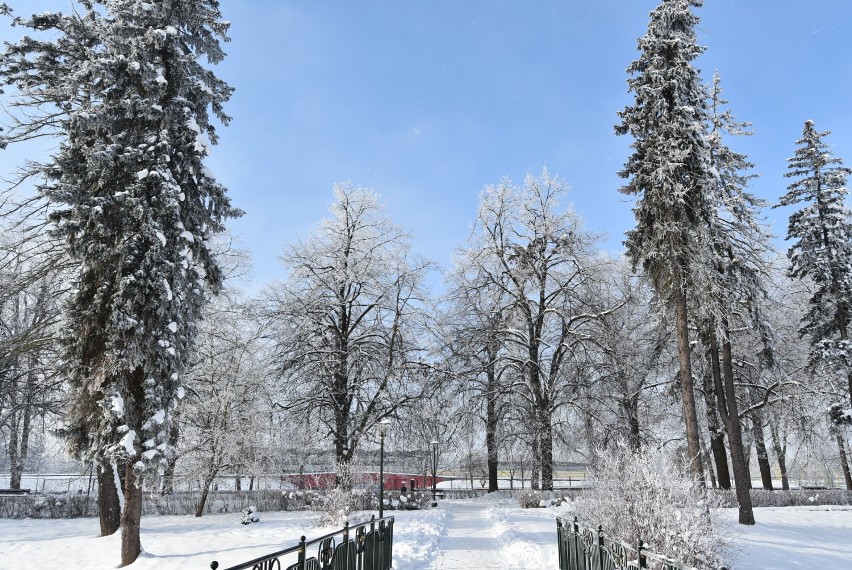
[210,515,393,570]
[556,515,727,570]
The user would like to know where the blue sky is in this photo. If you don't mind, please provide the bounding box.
[3,1,852,291]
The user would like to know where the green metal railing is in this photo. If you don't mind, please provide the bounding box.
[210,515,393,570]
[556,515,727,570]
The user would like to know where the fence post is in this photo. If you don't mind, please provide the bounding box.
[556,518,565,570]
[341,520,350,570]
[572,516,580,570]
[637,538,646,569]
[597,525,605,570]
[369,515,376,570]
[298,535,307,570]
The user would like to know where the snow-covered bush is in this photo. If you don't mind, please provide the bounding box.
[569,442,728,569]
[516,490,572,509]
[314,461,355,526]
[240,505,260,525]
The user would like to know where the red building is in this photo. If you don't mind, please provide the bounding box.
[287,472,443,491]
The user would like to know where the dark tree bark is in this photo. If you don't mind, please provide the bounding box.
[196,473,216,517]
[485,410,499,493]
[768,418,790,490]
[529,432,541,491]
[751,407,774,490]
[701,352,731,489]
[120,462,142,567]
[120,369,147,566]
[701,439,717,489]
[836,431,852,491]
[485,339,500,493]
[674,292,705,485]
[623,393,641,453]
[538,404,554,491]
[98,462,122,536]
[160,409,180,495]
[6,366,39,490]
[7,408,29,490]
[714,325,755,524]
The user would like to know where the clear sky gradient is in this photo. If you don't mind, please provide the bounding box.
[2,1,851,291]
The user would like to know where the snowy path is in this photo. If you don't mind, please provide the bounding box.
[394,497,560,569]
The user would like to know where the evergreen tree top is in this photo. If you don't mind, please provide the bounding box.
[616,0,716,300]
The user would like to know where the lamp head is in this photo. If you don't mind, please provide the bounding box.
[377,418,391,438]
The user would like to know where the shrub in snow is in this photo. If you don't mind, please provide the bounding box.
[314,461,354,526]
[240,505,260,525]
[569,441,727,569]
[516,490,570,509]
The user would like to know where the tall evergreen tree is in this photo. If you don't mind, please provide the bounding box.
[2,1,237,565]
[778,120,852,488]
[615,0,717,484]
[778,120,852,417]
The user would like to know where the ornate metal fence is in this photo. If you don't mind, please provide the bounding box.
[556,515,727,570]
[210,515,393,570]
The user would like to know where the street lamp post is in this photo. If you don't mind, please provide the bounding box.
[430,440,438,507]
[377,419,390,519]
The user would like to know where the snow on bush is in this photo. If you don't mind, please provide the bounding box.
[569,441,728,570]
[516,490,572,509]
[240,505,260,525]
[314,461,355,526]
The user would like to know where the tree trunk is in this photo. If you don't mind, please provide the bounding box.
[98,461,122,536]
[485,353,500,493]
[701,354,731,489]
[160,409,180,495]
[768,418,790,490]
[196,474,215,517]
[674,292,705,485]
[714,325,755,524]
[120,462,142,566]
[836,431,852,491]
[539,405,554,491]
[120,368,146,566]
[848,369,852,411]
[530,436,540,490]
[751,408,774,490]
[7,407,22,489]
[701,439,717,489]
[623,393,641,452]
[485,419,498,493]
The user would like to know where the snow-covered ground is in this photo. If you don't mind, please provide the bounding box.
[0,495,850,569]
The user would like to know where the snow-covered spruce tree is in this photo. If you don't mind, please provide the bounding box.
[778,121,852,489]
[615,0,718,484]
[570,441,727,570]
[20,1,236,565]
[778,121,852,419]
[0,5,123,533]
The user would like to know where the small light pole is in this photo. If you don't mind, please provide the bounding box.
[430,440,439,507]
[377,419,390,519]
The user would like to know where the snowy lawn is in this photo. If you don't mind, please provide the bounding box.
[1,496,850,569]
